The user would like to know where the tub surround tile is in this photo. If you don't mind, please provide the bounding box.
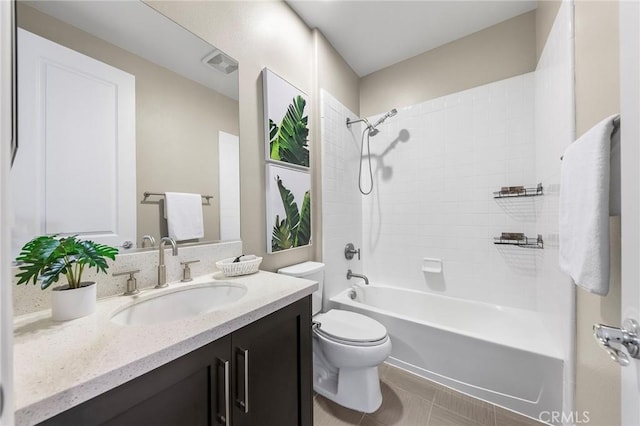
[320,91,364,303]
[358,74,539,310]
[534,0,575,414]
[13,270,316,426]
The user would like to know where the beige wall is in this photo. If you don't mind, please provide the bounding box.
[573,1,621,425]
[17,4,240,246]
[147,2,360,272]
[359,11,536,117]
[315,30,360,116]
[148,1,315,271]
[536,1,563,62]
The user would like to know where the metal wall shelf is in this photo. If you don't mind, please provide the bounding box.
[494,234,544,249]
[493,183,543,199]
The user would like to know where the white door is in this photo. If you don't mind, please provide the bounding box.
[0,2,14,424]
[12,29,136,256]
[218,131,240,241]
[620,1,640,425]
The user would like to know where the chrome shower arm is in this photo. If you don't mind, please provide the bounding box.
[346,117,371,128]
[347,108,397,131]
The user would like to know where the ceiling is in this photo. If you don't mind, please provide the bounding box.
[287,1,537,77]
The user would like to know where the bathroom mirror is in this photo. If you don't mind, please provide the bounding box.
[12,0,240,257]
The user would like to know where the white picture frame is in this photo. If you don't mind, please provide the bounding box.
[265,164,311,253]
[262,68,310,169]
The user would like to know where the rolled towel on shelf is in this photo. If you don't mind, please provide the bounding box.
[559,114,619,296]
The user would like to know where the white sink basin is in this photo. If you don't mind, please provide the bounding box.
[111,282,247,326]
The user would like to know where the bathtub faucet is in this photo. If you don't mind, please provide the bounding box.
[347,269,369,285]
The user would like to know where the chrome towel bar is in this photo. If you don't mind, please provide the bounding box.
[143,191,213,201]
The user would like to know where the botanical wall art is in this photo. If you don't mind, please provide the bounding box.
[266,164,311,253]
[262,68,310,168]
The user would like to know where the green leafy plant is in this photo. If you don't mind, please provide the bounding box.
[272,176,311,252]
[269,95,309,167]
[15,235,118,290]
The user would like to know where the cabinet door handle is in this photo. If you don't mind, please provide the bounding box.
[235,348,249,413]
[222,360,230,426]
[216,359,230,425]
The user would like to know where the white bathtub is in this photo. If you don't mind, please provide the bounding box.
[330,284,563,421]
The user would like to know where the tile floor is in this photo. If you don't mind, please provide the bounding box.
[313,363,546,426]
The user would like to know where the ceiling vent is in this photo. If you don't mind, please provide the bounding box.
[202,50,238,75]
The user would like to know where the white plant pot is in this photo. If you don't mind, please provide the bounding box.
[51,282,97,321]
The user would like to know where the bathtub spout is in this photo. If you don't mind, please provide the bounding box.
[347,269,369,285]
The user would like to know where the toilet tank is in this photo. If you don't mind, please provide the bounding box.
[277,262,324,315]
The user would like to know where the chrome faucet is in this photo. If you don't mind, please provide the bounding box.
[347,269,369,285]
[156,237,178,288]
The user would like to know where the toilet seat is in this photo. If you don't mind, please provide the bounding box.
[314,309,388,347]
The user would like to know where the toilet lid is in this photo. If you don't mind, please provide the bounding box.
[314,310,387,344]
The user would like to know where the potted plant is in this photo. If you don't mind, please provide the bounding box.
[15,235,118,321]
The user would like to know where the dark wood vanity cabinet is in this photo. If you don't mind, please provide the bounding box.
[39,296,312,426]
[231,297,312,426]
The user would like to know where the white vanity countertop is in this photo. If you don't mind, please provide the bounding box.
[13,271,317,426]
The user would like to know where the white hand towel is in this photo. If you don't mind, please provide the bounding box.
[559,114,619,295]
[165,192,204,241]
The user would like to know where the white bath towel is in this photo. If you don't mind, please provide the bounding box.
[559,114,619,296]
[165,192,204,241]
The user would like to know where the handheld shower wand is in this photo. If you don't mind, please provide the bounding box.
[371,108,398,129]
[345,108,398,195]
[346,108,398,136]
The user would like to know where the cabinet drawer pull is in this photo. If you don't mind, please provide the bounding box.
[215,359,231,425]
[235,348,249,413]
[224,360,230,425]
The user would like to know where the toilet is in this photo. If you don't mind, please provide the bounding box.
[278,262,391,413]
